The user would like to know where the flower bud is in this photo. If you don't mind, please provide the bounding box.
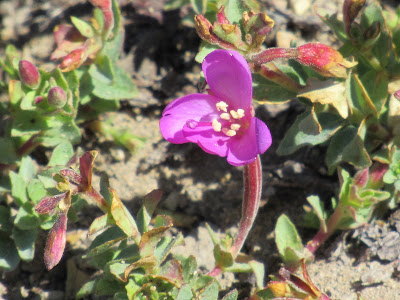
[47,87,67,108]
[34,96,44,105]
[353,169,369,187]
[394,90,400,100]
[18,60,40,89]
[89,0,114,38]
[368,163,389,189]
[59,47,87,72]
[36,192,68,215]
[194,15,236,50]
[243,10,274,49]
[44,211,68,270]
[296,43,357,78]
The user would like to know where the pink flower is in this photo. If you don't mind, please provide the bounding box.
[160,50,272,166]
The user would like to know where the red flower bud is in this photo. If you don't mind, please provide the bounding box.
[89,0,114,38]
[18,60,40,89]
[47,86,67,108]
[296,43,356,78]
[354,168,369,187]
[217,6,230,24]
[194,15,236,50]
[36,192,68,215]
[368,163,389,189]
[34,96,44,104]
[59,47,87,72]
[394,90,400,100]
[44,211,68,270]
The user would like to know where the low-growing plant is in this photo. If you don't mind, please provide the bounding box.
[1,0,399,299]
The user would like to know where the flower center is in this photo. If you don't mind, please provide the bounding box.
[212,101,248,137]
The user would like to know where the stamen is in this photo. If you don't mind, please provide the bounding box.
[222,128,237,137]
[230,110,239,119]
[230,109,245,119]
[230,123,241,131]
[220,113,231,120]
[216,101,228,112]
[212,119,222,132]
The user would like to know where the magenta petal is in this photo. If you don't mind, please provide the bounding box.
[227,118,272,166]
[160,94,220,144]
[202,50,252,110]
[183,125,229,157]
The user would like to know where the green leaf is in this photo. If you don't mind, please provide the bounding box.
[176,284,193,300]
[359,70,388,115]
[10,171,28,205]
[191,0,207,14]
[90,61,137,100]
[102,26,124,62]
[317,10,348,43]
[0,232,20,271]
[14,203,39,230]
[225,0,245,26]
[88,214,112,236]
[110,190,140,239]
[182,255,197,283]
[111,0,122,40]
[77,279,98,299]
[306,195,327,232]
[9,80,23,109]
[214,244,233,269]
[71,16,95,38]
[252,73,297,104]
[248,260,264,290]
[137,189,163,234]
[221,289,238,300]
[48,141,74,166]
[40,118,81,147]
[0,138,18,164]
[275,214,303,268]
[11,227,37,261]
[198,279,219,300]
[277,110,344,155]
[18,156,36,183]
[27,178,48,204]
[326,125,372,173]
[50,68,69,92]
[139,220,173,257]
[95,278,124,296]
[195,42,220,63]
[0,206,12,233]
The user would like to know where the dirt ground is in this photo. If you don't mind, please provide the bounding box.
[0,0,400,299]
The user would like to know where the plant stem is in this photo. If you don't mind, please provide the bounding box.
[305,205,342,254]
[230,155,262,259]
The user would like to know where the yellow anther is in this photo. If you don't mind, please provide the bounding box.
[222,128,237,137]
[230,110,239,119]
[230,123,241,131]
[220,113,231,120]
[230,109,245,119]
[212,119,222,132]
[216,101,228,112]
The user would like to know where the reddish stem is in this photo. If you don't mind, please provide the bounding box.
[208,266,222,277]
[305,205,342,254]
[249,48,298,65]
[230,155,262,258]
